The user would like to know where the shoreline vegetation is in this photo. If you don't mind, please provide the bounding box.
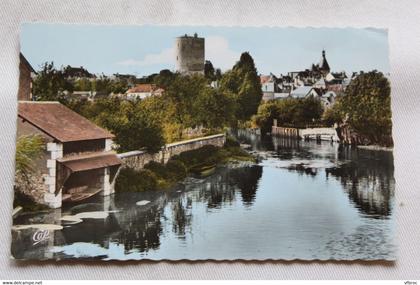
[115,136,255,193]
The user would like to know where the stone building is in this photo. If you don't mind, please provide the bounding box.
[175,33,205,75]
[17,53,36,101]
[16,101,122,208]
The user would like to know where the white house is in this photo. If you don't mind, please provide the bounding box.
[125,84,164,100]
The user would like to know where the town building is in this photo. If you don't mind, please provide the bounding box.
[17,53,36,101]
[261,73,291,101]
[125,84,164,100]
[260,50,350,106]
[175,33,205,75]
[17,101,122,208]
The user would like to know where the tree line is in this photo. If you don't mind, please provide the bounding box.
[32,52,263,153]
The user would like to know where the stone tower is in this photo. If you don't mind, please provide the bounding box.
[175,33,205,75]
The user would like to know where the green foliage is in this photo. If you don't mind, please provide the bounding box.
[321,71,392,145]
[153,69,176,88]
[15,135,44,179]
[163,74,208,129]
[65,98,165,153]
[14,134,46,211]
[194,86,236,129]
[165,160,188,181]
[144,160,187,185]
[340,71,392,143]
[175,145,220,168]
[220,52,263,122]
[144,161,170,179]
[204,60,216,82]
[115,159,188,192]
[224,135,240,148]
[253,97,324,132]
[33,63,130,102]
[322,100,343,126]
[115,168,159,192]
[252,101,282,134]
[33,62,73,101]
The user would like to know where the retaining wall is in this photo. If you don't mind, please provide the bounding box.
[118,134,226,171]
[272,126,339,142]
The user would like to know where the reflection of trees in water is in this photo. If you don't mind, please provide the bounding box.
[171,196,192,238]
[229,166,263,206]
[110,194,166,253]
[58,163,263,255]
[326,146,395,218]
[231,128,263,150]
[189,166,263,208]
[188,174,236,209]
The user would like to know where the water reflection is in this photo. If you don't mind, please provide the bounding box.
[12,130,395,260]
[326,147,394,218]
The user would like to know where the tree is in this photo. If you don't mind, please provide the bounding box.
[153,69,176,88]
[334,71,392,144]
[194,86,236,129]
[252,101,281,135]
[220,52,262,121]
[215,68,222,81]
[163,74,207,131]
[32,62,73,101]
[65,98,165,153]
[204,60,215,82]
[253,97,324,132]
[113,109,165,153]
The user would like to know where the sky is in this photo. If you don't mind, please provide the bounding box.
[21,24,390,77]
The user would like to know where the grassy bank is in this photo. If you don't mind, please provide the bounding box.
[115,136,254,192]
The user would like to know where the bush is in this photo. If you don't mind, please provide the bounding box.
[224,135,240,148]
[144,161,169,179]
[166,160,187,181]
[177,145,219,167]
[115,168,158,192]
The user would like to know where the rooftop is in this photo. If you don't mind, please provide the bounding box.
[18,101,114,142]
[126,84,158,93]
[58,151,121,173]
[290,86,313,98]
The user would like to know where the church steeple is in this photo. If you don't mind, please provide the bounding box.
[318,49,330,75]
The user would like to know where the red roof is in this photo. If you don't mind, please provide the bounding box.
[127,84,156,93]
[18,101,114,142]
[260,76,271,84]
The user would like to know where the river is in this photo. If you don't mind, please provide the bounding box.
[12,130,396,260]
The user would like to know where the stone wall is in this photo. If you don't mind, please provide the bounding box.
[271,125,339,142]
[271,126,300,138]
[299,127,339,142]
[118,134,226,170]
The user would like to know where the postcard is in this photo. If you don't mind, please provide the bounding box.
[12,24,395,261]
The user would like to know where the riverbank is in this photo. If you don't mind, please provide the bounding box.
[115,136,255,192]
